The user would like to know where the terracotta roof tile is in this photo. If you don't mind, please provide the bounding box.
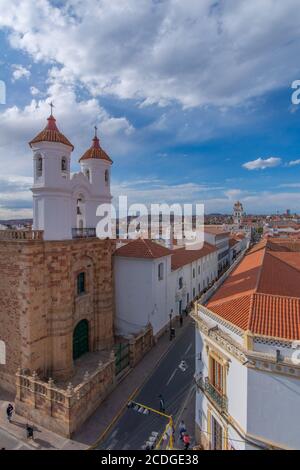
[29,115,74,150]
[115,238,171,259]
[79,134,112,163]
[171,242,217,270]
[206,239,300,340]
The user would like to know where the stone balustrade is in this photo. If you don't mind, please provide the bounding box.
[15,353,116,437]
[0,230,43,241]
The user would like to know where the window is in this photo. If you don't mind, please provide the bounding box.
[61,157,67,172]
[211,357,224,393]
[187,293,189,304]
[179,277,183,289]
[198,266,200,275]
[77,272,86,295]
[198,283,201,293]
[193,287,196,298]
[37,156,43,177]
[105,169,109,184]
[158,262,164,280]
[85,169,90,181]
[193,268,195,279]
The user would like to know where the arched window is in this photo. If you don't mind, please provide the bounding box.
[179,277,183,289]
[77,272,86,295]
[85,169,90,181]
[36,156,43,177]
[105,169,109,184]
[61,157,67,172]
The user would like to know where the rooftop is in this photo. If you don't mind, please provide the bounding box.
[171,242,217,270]
[79,129,112,163]
[114,238,172,259]
[206,239,300,340]
[115,237,217,268]
[29,114,74,150]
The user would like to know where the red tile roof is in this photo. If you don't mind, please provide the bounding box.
[171,242,217,270]
[79,134,112,163]
[115,238,217,267]
[115,238,171,259]
[206,239,300,340]
[204,225,230,235]
[29,115,74,150]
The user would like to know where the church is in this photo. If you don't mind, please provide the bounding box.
[0,111,152,436]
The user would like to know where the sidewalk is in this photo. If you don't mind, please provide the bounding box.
[0,317,192,450]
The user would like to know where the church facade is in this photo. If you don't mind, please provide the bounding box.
[0,113,119,436]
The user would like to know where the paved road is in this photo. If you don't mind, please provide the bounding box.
[98,321,195,450]
[0,427,32,450]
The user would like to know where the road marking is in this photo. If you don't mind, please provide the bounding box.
[179,360,188,372]
[166,369,177,386]
[184,344,192,355]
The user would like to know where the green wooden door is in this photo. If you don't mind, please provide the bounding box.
[73,319,89,360]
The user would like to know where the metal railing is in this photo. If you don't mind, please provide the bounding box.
[198,376,228,413]
[72,228,97,239]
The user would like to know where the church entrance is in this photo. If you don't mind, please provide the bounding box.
[73,319,89,360]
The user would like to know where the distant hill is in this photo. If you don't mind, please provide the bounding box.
[0,219,33,226]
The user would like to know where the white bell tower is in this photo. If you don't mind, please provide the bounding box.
[78,127,113,229]
[29,106,74,240]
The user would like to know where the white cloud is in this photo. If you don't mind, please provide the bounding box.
[11,64,31,81]
[30,86,40,96]
[288,159,300,166]
[1,0,300,108]
[242,157,282,170]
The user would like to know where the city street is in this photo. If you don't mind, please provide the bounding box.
[97,321,195,450]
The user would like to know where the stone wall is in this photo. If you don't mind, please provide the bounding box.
[128,325,154,368]
[0,236,115,391]
[15,353,115,437]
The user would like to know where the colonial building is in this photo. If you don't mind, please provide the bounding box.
[0,113,122,437]
[193,238,300,450]
[204,226,230,273]
[114,238,218,337]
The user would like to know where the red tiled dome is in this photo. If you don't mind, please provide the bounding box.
[79,133,112,164]
[29,115,74,150]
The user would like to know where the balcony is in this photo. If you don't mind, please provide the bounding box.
[198,376,228,413]
[72,228,97,239]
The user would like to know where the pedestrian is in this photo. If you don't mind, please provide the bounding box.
[26,424,34,440]
[179,420,186,440]
[6,403,13,423]
[179,315,183,327]
[159,394,165,413]
[183,432,191,450]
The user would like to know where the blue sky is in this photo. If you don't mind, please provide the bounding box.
[0,0,300,219]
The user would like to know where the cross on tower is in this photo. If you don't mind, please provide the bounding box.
[94,125,98,138]
[49,101,54,116]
